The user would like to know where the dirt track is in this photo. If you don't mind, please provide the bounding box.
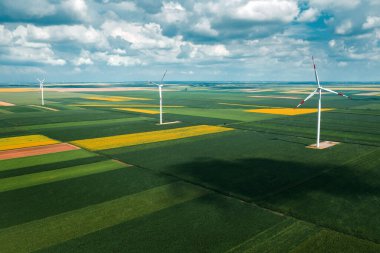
[0,101,15,106]
[0,143,79,160]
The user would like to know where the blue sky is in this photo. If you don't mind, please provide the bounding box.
[0,0,379,82]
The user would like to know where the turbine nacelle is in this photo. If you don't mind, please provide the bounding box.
[37,78,45,89]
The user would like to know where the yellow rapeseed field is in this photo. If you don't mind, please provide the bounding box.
[0,135,60,151]
[0,88,37,93]
[245,108,334,116]
[116,108,160,114]
[71,125,234,151]
[84,96,151,102]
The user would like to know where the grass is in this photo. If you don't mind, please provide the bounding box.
[0,116,150,134]
[291,230,380,253]
[37,194,286,253]
[0,182,206,253]
[0,160,127,193]
[0,168,175,228]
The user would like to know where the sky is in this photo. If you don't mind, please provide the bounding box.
[0,0,379,83]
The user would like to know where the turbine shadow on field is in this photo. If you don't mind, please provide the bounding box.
[168,157,380,204]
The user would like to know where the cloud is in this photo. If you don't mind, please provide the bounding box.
[93,52,143,66]
[0,0,379,81]
[335,20,353,34]
[0,25,66,66]
[192,18,219,37]
[73,50,94,66]
[102,20,181,50]
[61,0,90,22]
[233,0,299,23]
[297,8,319,22]
[13,24,108,48]
[4,45,66,66]
[363,16,380,29]
[194,0,299,23]
[156,1,187,24]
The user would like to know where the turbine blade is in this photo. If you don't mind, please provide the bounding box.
[296,89,318,108]
[312,56,320,87]
[160,70,167,85]
[321,87,351,99]
[149,81,159,86]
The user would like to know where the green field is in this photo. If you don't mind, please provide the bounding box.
[0,84,379,252]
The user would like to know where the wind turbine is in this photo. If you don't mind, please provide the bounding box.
[37,78,45,106]
[150,70,167,125]
[296,56,351,148]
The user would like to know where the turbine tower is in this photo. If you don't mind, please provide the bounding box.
[37,78,45,106]
[296,56,351,148]
[150,70,167,125]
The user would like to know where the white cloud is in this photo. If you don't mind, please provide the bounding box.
[328,39,336,48]
[0,25,13,45]
[363,16,380,29]
[192,18,219,36]
[337,61,348,67]
[201,44,230,57]
[93,52,143,66]
[178,43,230,59]
[102,20,181,50]
[62,0,90,22]
[0,25,66,66]
[73,50,93,66]
[297,8,319,22]
[7,46,66,65]
[11,24,108,48]
[335,20,352,34]
[234,0,299,22]
[194,0,299,23]
[157,2,187,23]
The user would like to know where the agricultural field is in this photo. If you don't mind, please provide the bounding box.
[0,83,379,252]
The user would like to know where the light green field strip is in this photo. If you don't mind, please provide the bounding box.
[0,109,13,114]
[0,182,207,253]
[0,160,127,193]
[0,149,97,172]
[164,108,281,121]
[226,219,319,253]
[0,117,150,133]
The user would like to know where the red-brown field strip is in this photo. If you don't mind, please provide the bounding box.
[0,143,79,160]
[0,101,15,106]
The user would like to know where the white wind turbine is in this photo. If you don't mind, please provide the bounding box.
[296,56,351,148]
[150,70,167,125]
[37,78,45,106]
